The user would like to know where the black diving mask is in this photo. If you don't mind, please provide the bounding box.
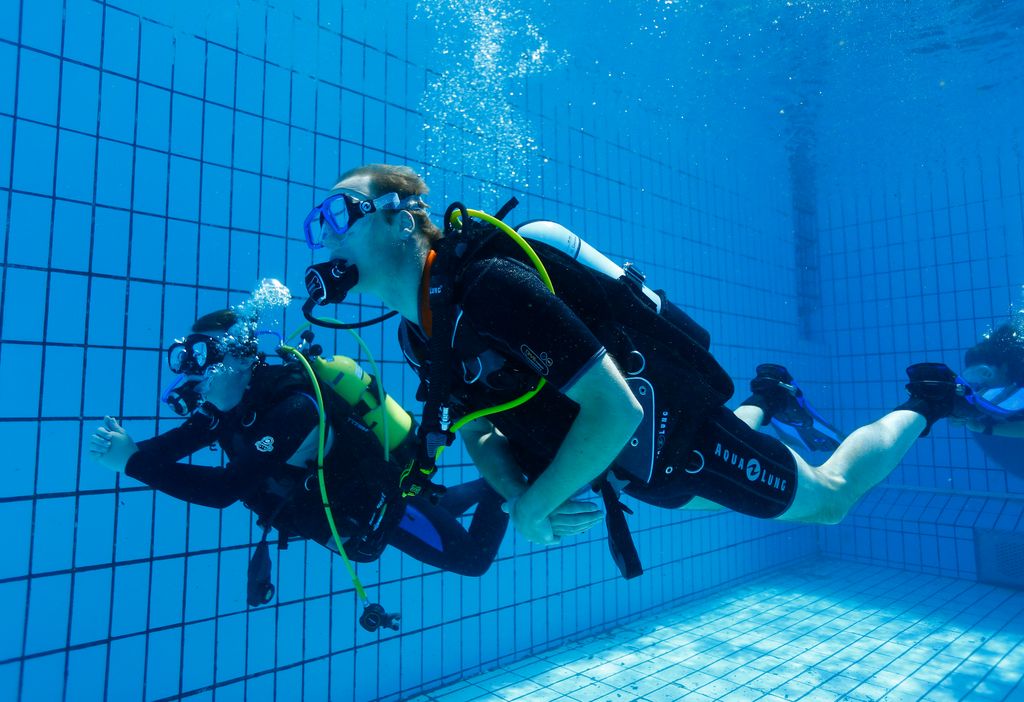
[167,334,227,376]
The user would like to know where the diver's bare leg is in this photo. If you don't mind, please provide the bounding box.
[733,405,765,431]
[779,410,926,523]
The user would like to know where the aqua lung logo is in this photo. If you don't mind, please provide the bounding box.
[255,436,275,453]
[520,344,553,376]
[714,443,787,493]
[657,410,669,451]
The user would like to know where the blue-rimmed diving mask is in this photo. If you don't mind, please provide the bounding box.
[301,191,425,327]
[961,381,1024,422]
[303,191,406,250]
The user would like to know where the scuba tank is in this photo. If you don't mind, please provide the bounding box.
[516,220,664,312]
[307,354,415,457]
[515,219,715,353]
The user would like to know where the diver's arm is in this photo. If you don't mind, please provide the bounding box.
[125,456,246,508]
[459,419,605,540]
[117,416,245,508]
[126,394,321,506]
[458,418,529,501]
[512,354,643,543]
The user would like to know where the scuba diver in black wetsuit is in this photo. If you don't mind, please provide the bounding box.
[297,163,973,578]
[89,307,511,629]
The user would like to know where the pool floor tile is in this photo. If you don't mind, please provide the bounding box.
[414,560,1024,702]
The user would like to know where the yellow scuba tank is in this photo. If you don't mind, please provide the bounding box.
[307,354,414,454]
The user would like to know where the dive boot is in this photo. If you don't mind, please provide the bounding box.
[895,362,973,436]
[742,364,846,452]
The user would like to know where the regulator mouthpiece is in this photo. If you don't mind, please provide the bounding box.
[305,259,359,306]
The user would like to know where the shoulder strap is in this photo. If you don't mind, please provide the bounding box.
[410,202,513,493]
[417,232,468,470]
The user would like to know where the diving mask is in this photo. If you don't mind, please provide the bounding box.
[167,334,228,376]
[303,191,401,250]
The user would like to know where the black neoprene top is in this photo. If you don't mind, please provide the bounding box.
[400,239,731,486]
[126,364,404,556]
[401,253,621,479]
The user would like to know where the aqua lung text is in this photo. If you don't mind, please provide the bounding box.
[714,443,788,493]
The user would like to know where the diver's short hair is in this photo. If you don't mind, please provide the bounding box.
[191,309,259,359]
[192,309,239,334]
[338,163,442,243]
[965,324,1024,384]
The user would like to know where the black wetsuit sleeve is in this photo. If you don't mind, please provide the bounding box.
[458,257,607,391]
[125,394,321,508]
[125,416,244,508]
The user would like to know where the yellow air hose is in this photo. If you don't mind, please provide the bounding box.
[435,208,556,453]
[278,344,371,605]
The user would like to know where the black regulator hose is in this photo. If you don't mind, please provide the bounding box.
[301,297,398,330]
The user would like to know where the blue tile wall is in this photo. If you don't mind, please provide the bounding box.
[818,144,1024,578]
[2,1,822,700]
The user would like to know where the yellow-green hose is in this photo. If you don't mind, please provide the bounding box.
[278,344,369,604]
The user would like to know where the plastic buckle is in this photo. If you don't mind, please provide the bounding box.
[623,262,646,288]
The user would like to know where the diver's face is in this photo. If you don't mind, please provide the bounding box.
[180,332,253,408]
[961,363,1010,392]
[323,175,390,275]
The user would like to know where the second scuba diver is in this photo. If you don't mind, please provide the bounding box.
[89,303,557,630]
[952,323,1024,438]
[297,163,980,578]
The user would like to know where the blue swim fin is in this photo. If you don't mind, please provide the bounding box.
[770,410,845,452]
[747,364,846,452]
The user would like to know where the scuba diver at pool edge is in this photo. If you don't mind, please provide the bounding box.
[300,164,973,577]
[948,323,1024,438]
[89,305,538,630]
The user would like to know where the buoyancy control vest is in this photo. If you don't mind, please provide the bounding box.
[514,220,735,481]
[405,200,735,578]
[240,359,415,562]
[410,206,733,474]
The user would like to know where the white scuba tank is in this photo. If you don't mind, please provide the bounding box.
[516,220,663,312]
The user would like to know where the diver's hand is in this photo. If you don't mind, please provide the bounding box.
[89,416,138,473]
[548,499,604,537]
[503,499,558,546]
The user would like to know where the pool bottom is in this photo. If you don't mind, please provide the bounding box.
[411,558,1024,702]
